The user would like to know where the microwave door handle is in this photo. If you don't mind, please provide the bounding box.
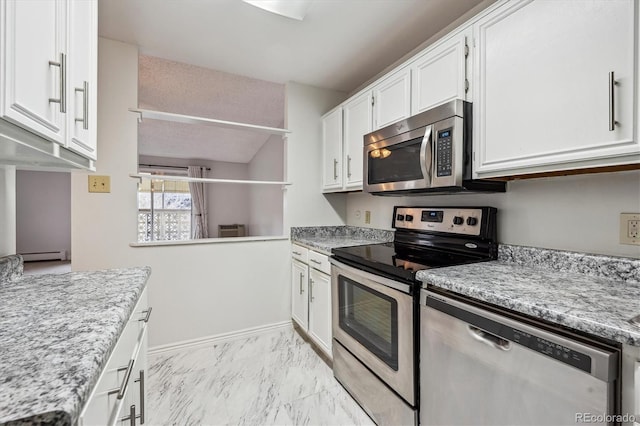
[420,126,433,183]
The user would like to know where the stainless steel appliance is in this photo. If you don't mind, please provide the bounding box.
[421,290,620,426]
[331,206,498,425]
[363,100,505,195]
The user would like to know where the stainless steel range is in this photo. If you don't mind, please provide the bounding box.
[330,206,498,425]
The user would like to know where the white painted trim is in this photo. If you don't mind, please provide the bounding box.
[21,250,66,261]
[148,320,293,355]
[130,173,292,186]
[130,235,289,247]
[129,108,291,135]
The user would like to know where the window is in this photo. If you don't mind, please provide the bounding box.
[137,179,192,242]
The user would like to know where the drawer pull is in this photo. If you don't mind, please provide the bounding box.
[292,251,302,256]
[309,259,322,265]
[139,307,152,323]
[135,370,145,424]
[120,404,137,426]
[108,359,135,399]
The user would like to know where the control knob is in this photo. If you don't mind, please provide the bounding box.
[405,214,414,222]
[466,217,478,226]
[452,216,464,225]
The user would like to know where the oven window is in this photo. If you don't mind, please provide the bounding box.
[338,275,399,370]
[367,137,424,185]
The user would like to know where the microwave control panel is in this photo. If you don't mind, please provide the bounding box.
[436,127,453,177]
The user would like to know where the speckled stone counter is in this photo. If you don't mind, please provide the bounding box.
[0,265,152,425]
[0,255,23,283]
[291,226,393,255]
[417,244,640,346]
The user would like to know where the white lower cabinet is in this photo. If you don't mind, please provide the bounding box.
[290,244,332,358]
[79,289,150,426]
[308,267,332,354]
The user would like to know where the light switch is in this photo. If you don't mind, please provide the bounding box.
[88,175,111,193]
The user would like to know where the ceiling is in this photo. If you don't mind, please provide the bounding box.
[99,0,486,93]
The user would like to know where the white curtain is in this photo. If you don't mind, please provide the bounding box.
[187,166,208,239]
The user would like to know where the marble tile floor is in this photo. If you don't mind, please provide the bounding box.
[147,327,375,426]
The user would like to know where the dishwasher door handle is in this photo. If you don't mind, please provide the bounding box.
[468,325,511,351]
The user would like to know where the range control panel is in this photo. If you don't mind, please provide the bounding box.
[394,207,484,236]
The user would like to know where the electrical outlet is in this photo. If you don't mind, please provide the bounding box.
[365,210,371,224]
[619,213,640,245]
[88,175,111,193]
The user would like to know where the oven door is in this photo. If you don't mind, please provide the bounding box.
[330,259,415,405]
[364,124,432,193]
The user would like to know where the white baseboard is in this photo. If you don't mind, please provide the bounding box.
[148,320,292,355]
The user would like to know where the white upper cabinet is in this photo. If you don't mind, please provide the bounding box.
[343,91,372,190]
[1,0,67,144]
[373,67,411,130]
[67,0,97,160]
[473,0,639,177]
[321,107,343,191]
[411,28,471,114]
[0,0,97,170]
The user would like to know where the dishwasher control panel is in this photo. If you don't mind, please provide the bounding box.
[507,328,592,373]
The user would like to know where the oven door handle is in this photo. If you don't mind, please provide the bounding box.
[329,258,413,295]
[419,125,433,184]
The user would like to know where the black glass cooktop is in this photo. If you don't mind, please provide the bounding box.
[332,242,488,284]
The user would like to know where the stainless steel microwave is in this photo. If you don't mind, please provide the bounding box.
[363,100,505,195]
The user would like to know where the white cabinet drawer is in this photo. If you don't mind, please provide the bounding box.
[308,250,330,275]
[79,288,150,426]
[291,244,309,263]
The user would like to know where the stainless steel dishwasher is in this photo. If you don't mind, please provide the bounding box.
[420,290,619,426]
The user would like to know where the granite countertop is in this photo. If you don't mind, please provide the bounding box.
[0,257,151,425]
[417,245,640,347]
[291,226,394,255]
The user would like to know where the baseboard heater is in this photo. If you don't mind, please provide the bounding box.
[218,224,246,238]
[21,250,67,262]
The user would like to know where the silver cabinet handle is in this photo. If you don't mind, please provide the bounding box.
[48,53,66,113]
[309,259,321,265]
[609,71,619,131]
[120,404,137,426]
[347,155,352,178]
[75,81,89,130]
[309,278,314,302]
[299,273,304,294]
[333,158,338,180]
[134,370,145,424]
[139,307,152,323]
[292,251,302,256]
[108,359,135,399]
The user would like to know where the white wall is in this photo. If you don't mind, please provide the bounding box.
[0,166,16,256]
[71,38,290,348]
[16,171,71,259]
[347,170,640,258]
[248,134,284,236]
[284,82,348,228]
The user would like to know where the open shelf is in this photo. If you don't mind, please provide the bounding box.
[129,108,291,136]
[130,173,292,186]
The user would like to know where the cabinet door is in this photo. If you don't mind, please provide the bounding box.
[321,107,343,191]
[67,0,97,160]
[308,268,332,357]
[0,0,66,144]
[473,0,639,177]
[373,67,411,130]
[412,28,471,115]
[291,259,309,330]
[343,91,371,190]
